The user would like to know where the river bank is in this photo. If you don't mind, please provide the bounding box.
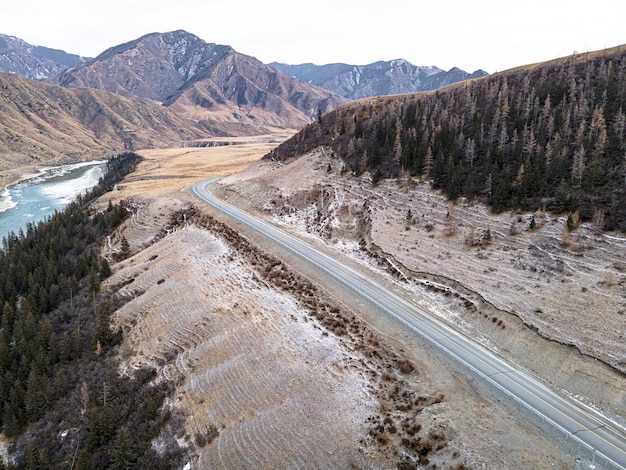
[0,160,105,238]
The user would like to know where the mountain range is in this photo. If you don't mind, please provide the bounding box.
[0,34,89,80]
[270,60,487,99]
[53,31,345,135]
[0,29,488,169]
[1,31,485,111]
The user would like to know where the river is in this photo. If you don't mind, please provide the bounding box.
[0,161,106,240]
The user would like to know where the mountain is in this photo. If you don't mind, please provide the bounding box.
[270,60,488,99]
[0,71,211,172]
[265,46,626,232]
[54,30,346,135]
[0,34,89,80]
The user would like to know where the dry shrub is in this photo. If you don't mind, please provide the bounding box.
[397,358,415,374]
[195,424,219,447]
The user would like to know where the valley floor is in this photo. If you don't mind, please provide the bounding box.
[97,137,624,469]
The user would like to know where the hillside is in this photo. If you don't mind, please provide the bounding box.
[271,60,488,99]
[268,46,626,231]
[205,46,626,446]
[54,30,346,136]
[83,142,587,468]
[0,71,212,185]
[63,140,612,469]
[1,34,625,469]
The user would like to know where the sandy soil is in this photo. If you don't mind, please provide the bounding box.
[108,223,384,468]
[98,138,620,469]
[103,197,478,468]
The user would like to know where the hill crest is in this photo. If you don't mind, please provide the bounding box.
[266,45,626,231]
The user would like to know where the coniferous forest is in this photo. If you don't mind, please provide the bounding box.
[0,153,186,469]
[269,47,626,231]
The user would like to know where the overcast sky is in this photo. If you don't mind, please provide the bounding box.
[2,0,625,74]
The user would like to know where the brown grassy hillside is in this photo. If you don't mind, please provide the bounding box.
[0,72,211,184]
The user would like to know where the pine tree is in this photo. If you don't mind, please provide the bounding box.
[423,146,434,176]
[23,440,43,470]
[0,335,10,370]
[3,378,25,436]
[111,426,136,470]
[571,145,586,188]
[94,301,113,348]
[74,448,95,470]
[119,236,130,259]
[99,259,112,279]
[25,368,43,421]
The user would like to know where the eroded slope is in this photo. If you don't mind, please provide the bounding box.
[102,198,472,468]
[216,147,626,422]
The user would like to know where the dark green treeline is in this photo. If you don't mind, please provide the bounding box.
[0,153,186,469]
[270,48,626,231]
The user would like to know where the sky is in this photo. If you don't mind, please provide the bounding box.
[2,0,626,74]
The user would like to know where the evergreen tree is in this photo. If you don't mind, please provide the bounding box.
[74,448,95,470]
[99,259,112,280]
[119,236,130,259]
[23,440,43,470]
[94,301,114,348]
[111,426,136,470]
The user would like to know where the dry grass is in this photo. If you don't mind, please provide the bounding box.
[105,134,291,204]
[99,136,480,468]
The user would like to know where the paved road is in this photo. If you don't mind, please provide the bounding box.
[192,178,626,469]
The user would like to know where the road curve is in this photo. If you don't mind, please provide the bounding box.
[192,178,626,469]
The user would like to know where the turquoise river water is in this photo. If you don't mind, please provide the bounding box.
[0,161,106,240]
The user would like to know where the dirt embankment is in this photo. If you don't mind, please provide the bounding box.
[103,199,473,468]
[215,146,626,425]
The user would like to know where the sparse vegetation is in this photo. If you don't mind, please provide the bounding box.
[159,206,464,467]
[0,73,209,172]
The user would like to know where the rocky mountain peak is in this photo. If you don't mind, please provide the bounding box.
[271,60,487,100]
[0,34,31,53]
[54,30,345,135]
[58,30,234,102]
[0,34,88,80]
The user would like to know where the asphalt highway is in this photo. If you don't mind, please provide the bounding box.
[192,178,626,469]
